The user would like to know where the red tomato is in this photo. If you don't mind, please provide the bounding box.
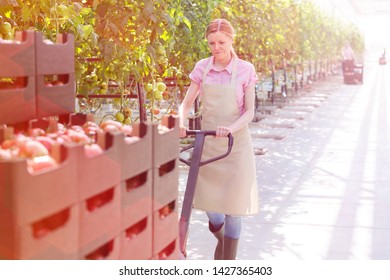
[84,143,103,158]
[27,155,57,173]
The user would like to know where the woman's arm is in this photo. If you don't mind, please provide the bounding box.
[216,82,256,137]
[178,81,200,137]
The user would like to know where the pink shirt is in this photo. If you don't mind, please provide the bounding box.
[189,56,258,115]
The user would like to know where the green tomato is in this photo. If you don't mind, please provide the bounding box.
[115,112,125,122]
[0,22,12,34]
[145,83,153,93]
[153,89,163,100]
[3,32,13,40]
[157,82,166,92]
[101,82,108,90]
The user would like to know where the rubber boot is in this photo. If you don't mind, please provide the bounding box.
[222,237,239,260]
[209,222,224,260]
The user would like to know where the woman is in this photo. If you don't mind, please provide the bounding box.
[179,18,259,260]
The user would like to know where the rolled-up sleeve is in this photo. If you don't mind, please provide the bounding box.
[243,63,258,90]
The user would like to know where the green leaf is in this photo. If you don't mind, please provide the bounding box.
[160,30,169,41]
[82,24,93,39]
[57,4,69,17]
[21,5,31,22]
[182,16,191,29]
[79,7,92,16]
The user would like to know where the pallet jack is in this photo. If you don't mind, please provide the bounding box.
[178,130,234,258]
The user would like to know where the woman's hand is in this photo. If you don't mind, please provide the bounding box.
[216,126,232,137]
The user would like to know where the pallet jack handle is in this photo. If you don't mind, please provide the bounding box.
[178,130,234,258]
[179,130,234,167]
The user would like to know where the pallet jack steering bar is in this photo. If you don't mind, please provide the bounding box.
[178,130,234,258]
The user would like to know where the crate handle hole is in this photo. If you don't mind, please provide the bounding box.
[125,217,147,239]
[158,159,175,177]
[31,208,70,239]
[126,171,147,192]
[158,240,176,260]
[85,240,114,260]
[86,187,115,212]
[0,76,28,90]
[158,200,175,219]
[43,74,69,87]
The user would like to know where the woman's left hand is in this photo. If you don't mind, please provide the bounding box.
[216,126,232,137]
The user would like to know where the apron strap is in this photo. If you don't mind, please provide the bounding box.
[202,58,214,84]
[231,57,237,88]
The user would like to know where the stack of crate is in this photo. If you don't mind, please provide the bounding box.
[0,29,180,259]
[0,123,81,259]
[117,122,154,260]
[35,32,75,118]
[0,115,180,260]
[0,30,75,127]
[151,117,180,260]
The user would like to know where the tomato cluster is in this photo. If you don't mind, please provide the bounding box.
[0,21,13,40]
[0,119,139,173]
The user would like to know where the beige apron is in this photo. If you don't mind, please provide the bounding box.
[194,58,259,216]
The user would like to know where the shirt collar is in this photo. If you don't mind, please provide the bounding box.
[210,56,233,74]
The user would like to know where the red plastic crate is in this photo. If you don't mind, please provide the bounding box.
[119,215,153,260]
[79,184,121,252]
[36,73,76,118]
[0,30,37,125]
[34,32,75,118]
[75,133,121,200]
[34,32,74,75]
[0,76,36,125]
[153,159,179,211]
[152,115,180,167]
[121,169,152,230]
[118,122,153,181]
[67,114,152,182]
[0,30,36,77]
[0,144,79,225]
[0,204,79,260]
[152,199,178,255]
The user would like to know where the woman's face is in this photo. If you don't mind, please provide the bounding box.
[207,31,233,62]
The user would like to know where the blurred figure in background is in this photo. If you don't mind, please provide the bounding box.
[341,41,355,74]
[379,48,386,65]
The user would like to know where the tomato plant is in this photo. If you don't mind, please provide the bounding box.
[0,0,364,121]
